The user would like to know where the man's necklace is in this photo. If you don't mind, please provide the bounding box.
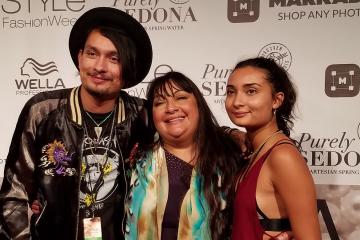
[82,114,116,209]
[85,110,114,139]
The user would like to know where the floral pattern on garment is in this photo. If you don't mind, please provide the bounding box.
[39,139,76,176]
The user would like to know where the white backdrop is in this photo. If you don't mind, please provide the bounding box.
[0,1,359,239]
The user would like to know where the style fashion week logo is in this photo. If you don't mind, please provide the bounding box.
[325,64,360,97]
[227,0,260,23]
[1,1,81,29]
[258,43,292,71]
[15,58,65,96]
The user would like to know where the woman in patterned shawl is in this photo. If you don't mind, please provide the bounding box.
[125,71,245,240]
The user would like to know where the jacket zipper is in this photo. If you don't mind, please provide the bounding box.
[74,134,85,240]
[116,128,129,237]
[34,200,47,227]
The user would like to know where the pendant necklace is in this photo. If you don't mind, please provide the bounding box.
[82,111,116,210]
[238,130,283,184]
[85,110,114,139]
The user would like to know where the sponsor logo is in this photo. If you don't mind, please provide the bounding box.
[15,58,65,96]
[21,58,58,77]
[1,1,82,29]
[270,0,360,21]
[270,0,360,7]
[296,126,360,171]
[325,64,360,97]
[200,64,233,104]
[258,43,292,70]
[154,64,173,78]
[113,0,197,31]
[1,0,85,14]
[228,0,260,23]
[125,64,174,98]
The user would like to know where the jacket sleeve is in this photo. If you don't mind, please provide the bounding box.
[0,100,40,239]
[130,97,155,148]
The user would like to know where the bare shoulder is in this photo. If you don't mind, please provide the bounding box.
[266,140,310,177]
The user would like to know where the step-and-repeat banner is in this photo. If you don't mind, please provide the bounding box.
[0,1,359,239]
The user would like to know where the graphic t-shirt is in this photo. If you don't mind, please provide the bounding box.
[79,113,125,240]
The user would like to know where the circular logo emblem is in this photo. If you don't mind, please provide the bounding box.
[258,43,292,71]
[169,0,190,4]
[154,64,173,78]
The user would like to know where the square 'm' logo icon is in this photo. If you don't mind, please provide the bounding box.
[325,64,360,97]
[228,0,260,23]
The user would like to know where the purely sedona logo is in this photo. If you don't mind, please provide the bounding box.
[228,0,260,23]
[39,140,76,176]
[258,43,292,70]
[113,0,197,29]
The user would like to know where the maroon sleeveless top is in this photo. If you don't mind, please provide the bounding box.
[231,141,291,240]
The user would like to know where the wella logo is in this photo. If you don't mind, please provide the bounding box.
[20,58,58,77]
[15,58,65,95]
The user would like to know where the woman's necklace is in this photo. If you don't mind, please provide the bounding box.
[249,130,283,162]
[239,130,283,183]
[85,110,114,139]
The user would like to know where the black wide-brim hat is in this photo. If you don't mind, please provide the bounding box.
[69,7,152,89]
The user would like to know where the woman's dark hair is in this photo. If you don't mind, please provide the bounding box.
[233,57,297,136]
[81,26,137,88]
[145,71,244,239]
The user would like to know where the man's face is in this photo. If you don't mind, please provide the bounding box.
[78,29,123,101]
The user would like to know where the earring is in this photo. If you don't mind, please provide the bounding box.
[273,109,277,115]
[154,131,159,142]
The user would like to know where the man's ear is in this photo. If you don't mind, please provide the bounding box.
[273,91,284,110]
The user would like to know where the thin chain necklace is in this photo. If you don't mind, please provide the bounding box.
[85,110,114,139]
[83,113,115,164]
[82,111,116,210]
[238,130,283,183]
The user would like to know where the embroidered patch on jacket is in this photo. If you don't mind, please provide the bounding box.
[39,140,76,176]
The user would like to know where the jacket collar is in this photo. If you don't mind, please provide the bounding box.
[68,86,125,126]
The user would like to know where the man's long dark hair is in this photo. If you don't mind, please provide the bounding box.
[144,71,245,239]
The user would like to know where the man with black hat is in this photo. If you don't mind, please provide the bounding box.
[0,7,153,240]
